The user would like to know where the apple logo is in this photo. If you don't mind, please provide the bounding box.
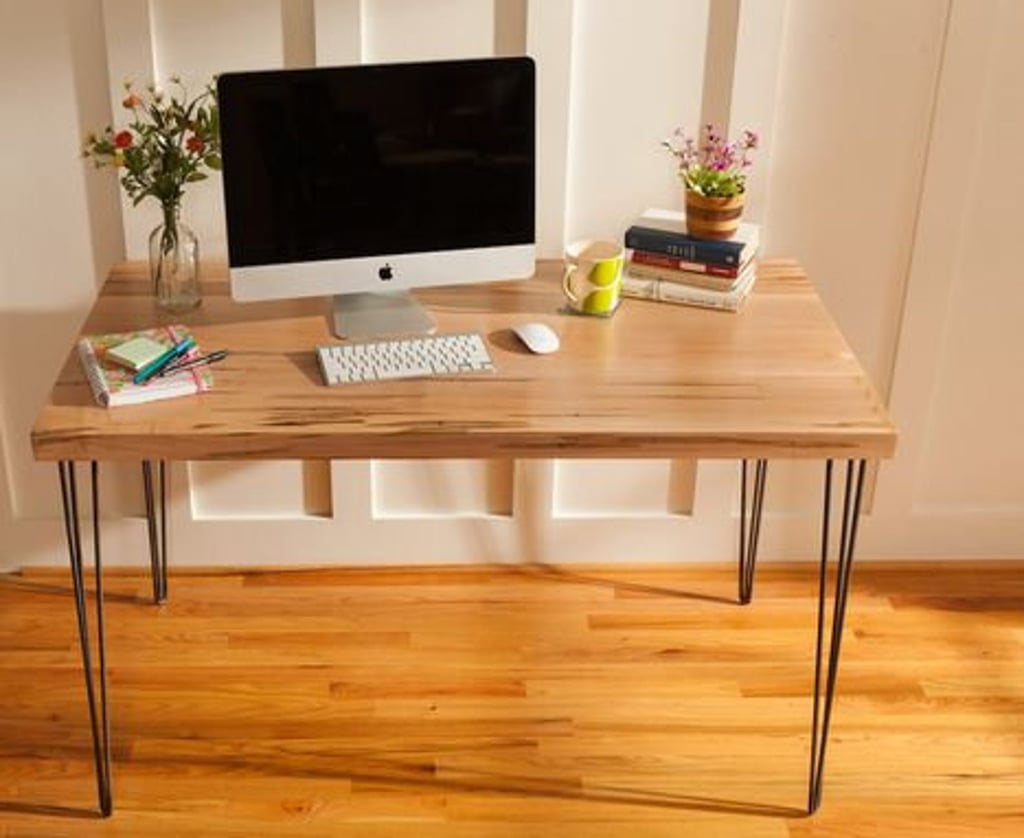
[378,264,394,281]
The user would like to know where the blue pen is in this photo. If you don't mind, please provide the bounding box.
[133,336,196,384]
[157,349,229,377]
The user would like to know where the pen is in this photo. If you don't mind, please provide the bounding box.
[133,336,196,384]
[158,349,229,377]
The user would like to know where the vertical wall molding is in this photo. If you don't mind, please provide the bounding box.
[727,0,788,226]
[876,0,982,517]
[526,0,574,256]
[313,0,363,65]
[282,0,317,68]
[100,0,157,259]
[699,0,740,137]
[494,0,527,56]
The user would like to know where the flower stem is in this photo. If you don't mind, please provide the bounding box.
[160,203,179,257]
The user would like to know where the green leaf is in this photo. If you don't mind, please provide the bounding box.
[185,172,207,182]
[204,154,222,170]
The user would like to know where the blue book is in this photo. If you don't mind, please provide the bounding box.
[625,208,759,267]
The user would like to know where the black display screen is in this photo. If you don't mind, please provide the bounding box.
[218,58,535,268]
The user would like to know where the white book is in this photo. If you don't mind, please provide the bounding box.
[622,265,757,312]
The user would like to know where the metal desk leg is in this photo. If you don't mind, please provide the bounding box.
[807,459,867,813]
[58,461,113,817]
[141,460,168,604]
[738,459,768,604]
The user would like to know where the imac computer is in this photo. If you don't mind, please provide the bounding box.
[217,57,536,338]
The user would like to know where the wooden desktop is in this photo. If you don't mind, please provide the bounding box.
[31,259,896,816]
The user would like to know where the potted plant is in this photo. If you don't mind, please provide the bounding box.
[662,124,758,240]
[83,77,221,312]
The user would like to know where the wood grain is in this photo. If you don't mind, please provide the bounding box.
[1,562,1022,836]
[30,260,896,462]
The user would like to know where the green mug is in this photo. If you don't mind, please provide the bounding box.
[561,239,624,316]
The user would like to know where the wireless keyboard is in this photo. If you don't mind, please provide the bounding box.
[317,332,495,385]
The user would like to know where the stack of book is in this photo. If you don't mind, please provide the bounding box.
[622,208,760,312]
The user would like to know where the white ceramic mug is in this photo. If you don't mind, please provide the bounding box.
[561,239,625,316]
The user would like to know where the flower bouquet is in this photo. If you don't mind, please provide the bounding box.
[83,77,221,311]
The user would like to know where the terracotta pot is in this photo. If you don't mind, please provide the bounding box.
[684,189,745,240]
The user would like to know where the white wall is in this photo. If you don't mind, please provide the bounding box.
[1,0,1021,571]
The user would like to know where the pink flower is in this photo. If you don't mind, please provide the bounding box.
[663,124,760,198]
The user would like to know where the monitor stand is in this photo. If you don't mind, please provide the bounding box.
[331,291,437,340]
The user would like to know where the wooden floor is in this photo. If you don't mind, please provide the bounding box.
[1,561,1022,837]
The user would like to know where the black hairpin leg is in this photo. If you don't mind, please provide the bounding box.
[58,461,113,817]
[738,459,768,604]
[807,458,866,813]
[141,460,168,604]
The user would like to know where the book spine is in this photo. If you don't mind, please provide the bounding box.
[626,262,738,291]
[658,286,744,312]
[622,275,750,312]
[621,275,659,301]
[624,227,743,266]
[77,340,112,407]
[631,250,740,277]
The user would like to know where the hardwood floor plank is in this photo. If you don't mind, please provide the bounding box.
[1,562,1023,835]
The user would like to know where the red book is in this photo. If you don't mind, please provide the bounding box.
[631,250,741,278]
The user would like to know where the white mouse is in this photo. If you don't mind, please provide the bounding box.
[511,322,560,354]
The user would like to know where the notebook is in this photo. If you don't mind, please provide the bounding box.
[77,324,214,407]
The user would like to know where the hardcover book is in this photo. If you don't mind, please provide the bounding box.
[622,265,757,312]
[77,324,213,407]
[624,208,759,267]
[630,249,744,278]
[626,258,755,292]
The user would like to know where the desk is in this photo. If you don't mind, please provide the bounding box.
[31,259,896,816]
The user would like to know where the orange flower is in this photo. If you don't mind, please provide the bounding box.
[114,130,133,148]
[122,93,142,108]
[186,135,205,154]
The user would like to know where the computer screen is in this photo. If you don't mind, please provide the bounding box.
[218,57,536,337]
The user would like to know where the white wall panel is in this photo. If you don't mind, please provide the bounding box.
[314,0,363,65]
[554,459,695,517]
[363,0,494,63]
[101,0,158,261]
[151,0,285,86]
[900,0,1024,513]
[727,0,787,225]
[565,0,708,244]
[190,461,331,519]
[762,0,947,394]
[755,0,947,530]
[849,0,1024,558]
[526,0,574,257]
[148,0,287,260]
[372,460,513,517]
[0,0,124,523]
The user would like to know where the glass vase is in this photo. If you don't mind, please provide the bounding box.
[149,207,201,313]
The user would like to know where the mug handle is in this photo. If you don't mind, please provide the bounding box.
[562,262,579,303]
